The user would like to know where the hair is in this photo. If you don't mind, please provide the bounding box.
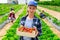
[28,5,37,8]
[10,8,14,11]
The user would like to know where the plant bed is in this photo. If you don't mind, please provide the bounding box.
[38,5,60,12]
[2,6,27,40]
[47,17,60,31]
[0,5,23,29]
[35,12,60,40]
[0,4,17,16]
[38,9,60,27]
[2,6,60,40]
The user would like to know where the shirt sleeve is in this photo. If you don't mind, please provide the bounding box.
[37,19,42,36]
[20,18,25,26]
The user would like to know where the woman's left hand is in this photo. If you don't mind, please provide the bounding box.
[33,26,39,36]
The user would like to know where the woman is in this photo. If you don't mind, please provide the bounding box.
[20,1,42,40]
[9,8,16,23]
[40,10,46,19]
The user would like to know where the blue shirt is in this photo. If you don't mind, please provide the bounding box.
[25,17,33,28]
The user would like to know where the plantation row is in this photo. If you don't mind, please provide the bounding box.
[38,0,60,6]
[38,5,60,12]
[2,6,60,40]
[38,9,60,27]
[2,6,27,40]
[0,4,18,15]
[0,5,23,24]
[35,12,60,40]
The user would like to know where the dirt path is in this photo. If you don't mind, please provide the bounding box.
[0,16,2,18]
[0,7,24,40]
[38,6,60,20]
[36,10,60,38]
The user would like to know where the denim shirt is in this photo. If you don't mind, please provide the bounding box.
[20,15,42,36]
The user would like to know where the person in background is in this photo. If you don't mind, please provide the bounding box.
[9,8,16,23]
[40,10,46,19]
[19,1,42,40]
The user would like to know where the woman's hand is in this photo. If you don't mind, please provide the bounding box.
[33,26,39,36]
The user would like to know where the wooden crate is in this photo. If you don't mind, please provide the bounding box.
[16,28,38,38]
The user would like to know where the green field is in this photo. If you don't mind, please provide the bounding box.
[38,5,60,12]
[38,9,60,26]
[0,4,16,15]
[0,5,23,24]
[2,6,60,40]
[0,0,60,39]
[35,13,60,40]
[2,6,27,40]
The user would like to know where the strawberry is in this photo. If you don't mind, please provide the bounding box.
[18,28,21,31]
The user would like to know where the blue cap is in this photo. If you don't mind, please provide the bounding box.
[28,1,37,7]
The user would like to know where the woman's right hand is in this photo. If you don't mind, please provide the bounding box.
[20,25,24,27]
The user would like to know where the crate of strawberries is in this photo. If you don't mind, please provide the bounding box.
[16,26,38,38]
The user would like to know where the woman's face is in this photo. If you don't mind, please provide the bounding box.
[28,6,36,15]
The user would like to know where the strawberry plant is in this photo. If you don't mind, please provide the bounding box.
[0,5,23,24]
[38,9,60,26]
[35,12,60,40]
[2,6,27,40]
